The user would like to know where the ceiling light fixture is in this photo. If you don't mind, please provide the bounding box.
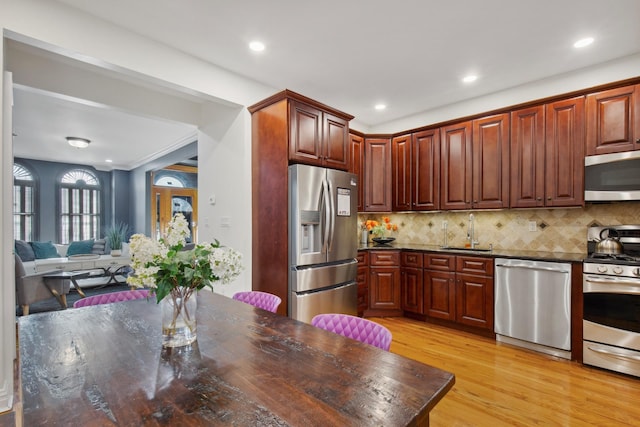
[66,137,91,149]
[462,75,478,83]
[374,104,387,111]
[573,37,594,48]
[249,41,265,52]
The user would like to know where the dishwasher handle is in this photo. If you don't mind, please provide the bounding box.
[495,263,570,274]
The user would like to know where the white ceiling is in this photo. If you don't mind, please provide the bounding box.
[10,0,640,169]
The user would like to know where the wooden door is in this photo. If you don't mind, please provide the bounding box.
[392,134,412,211]
[349,133,365,212]
[289,99,322,165]
[440,121,472,210]
[401,267,423,314]
[151,187,198,242]
[586,84,640,155]
[364,137,392,212]
[472,113,510,209]
[412,129,440,211]
[369,267,401,310]
[356,251,369,317]
[456,273,493,330]
[545,96,585,207]
[323,111,349,170]
[510,105,546,208]
[423,270,456,321]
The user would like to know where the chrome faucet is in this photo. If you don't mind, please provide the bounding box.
[467,213,479,249]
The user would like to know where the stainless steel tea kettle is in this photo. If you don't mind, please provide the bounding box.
[595,228,624,254]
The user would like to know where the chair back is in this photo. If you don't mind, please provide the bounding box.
[232,291,281,313]
[311,313,392,351]
[73,289,150,308]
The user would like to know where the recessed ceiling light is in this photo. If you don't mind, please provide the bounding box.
[573,37,594,48]
[462,75,478,83]
[105,159,113,163]
[374,104,387,111]
[249,41,265,52]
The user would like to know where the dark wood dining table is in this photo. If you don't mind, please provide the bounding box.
[19,290,454,426]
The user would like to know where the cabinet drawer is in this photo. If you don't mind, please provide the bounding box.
[401,251,423,268]
[370,250,400,266]
[456,256,494,275]
[357,250,369,265]
[424,253,455,271]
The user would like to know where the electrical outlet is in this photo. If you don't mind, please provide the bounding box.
[528,220,537,232]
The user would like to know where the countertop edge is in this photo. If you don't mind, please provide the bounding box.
[358,243,586,263]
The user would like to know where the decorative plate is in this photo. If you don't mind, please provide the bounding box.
[372,237,395,245]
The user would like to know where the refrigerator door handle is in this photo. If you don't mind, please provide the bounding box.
[321,179,331,253]
[326,179,335,252]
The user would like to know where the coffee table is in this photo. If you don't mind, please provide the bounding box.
[43,271,91,299]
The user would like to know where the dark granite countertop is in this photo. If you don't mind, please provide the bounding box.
[358,242,586,263]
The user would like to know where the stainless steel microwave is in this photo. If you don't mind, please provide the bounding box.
[584,151,640,201]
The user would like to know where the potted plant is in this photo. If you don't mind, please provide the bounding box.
[105,222,129,256]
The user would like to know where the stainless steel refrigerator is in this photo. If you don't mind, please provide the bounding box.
[289,164,358,324]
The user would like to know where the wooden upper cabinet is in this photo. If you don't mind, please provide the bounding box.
[440,121,473,210]
[289,99,350,170]
[586,84,640,155]
[510,105,546,208]
[413,129,440,211]
[364,137,392,212]
[391,130,440,212]
[511,99,584,208]
[349,133,365,212]
[545,96,585,207]
[440,115,508,210]
[472,113,510,209]
[323,111,351,170]
[392,134,412,211]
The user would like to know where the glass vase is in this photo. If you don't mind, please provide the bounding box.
[161,288,197,347]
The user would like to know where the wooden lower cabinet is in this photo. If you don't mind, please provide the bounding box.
[424,270,456,320]
[364,250,494,333]
[365,250,402,316]
[356,251,369,317]
[401,251,423,314]
[423,253,494,331]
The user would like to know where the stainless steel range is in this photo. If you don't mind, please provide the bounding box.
[583,225,640,378]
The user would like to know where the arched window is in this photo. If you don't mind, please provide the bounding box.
[155,174,185,188]
[13,163,36,241]
[59,168,101,244]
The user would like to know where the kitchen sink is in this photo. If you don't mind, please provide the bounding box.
[440,246,492,253]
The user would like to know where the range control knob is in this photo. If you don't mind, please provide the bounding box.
[597,265,608,274]
[633,268,640,277]
[612,266,624,275]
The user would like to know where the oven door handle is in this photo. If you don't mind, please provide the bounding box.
[588,345,640,362]
[583,277,640,294]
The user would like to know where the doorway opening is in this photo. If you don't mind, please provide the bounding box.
[151,164,198,242]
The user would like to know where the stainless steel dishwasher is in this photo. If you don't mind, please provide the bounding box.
[494,258,572,359]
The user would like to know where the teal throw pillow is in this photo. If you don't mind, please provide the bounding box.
[67,239,95,256]
[15,240,36,262]
[30,241,60,259]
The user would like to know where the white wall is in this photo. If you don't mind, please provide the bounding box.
[368,52,640,134]
[196,103,252,297]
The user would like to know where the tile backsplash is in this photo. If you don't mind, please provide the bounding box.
[358,202,640,254]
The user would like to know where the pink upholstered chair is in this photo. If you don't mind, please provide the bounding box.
[311,313,393,351]
[232,291,281,313]
[73,289,150,308]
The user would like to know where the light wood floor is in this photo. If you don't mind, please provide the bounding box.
[371,316,640,427]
